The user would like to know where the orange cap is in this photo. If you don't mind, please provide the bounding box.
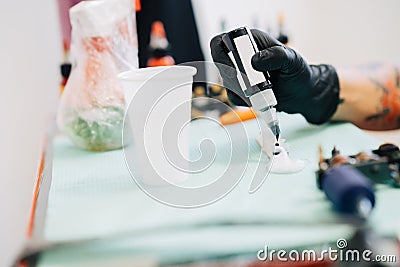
[151,21,166,38]
[135,0,141,11]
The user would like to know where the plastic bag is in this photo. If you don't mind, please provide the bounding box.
[57,0,138,151]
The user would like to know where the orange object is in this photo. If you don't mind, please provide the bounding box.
[60,83,66,95]
[26,146,46,238]
[135,0,141,11]
[147,56,175,67]
[146,21,175,67]
[219,108,257,125]
[151,21,166,38]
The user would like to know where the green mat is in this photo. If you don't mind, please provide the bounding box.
[37,113,400,266]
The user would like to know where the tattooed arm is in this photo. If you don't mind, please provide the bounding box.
[211,29,399,130]
[331,63,400,130]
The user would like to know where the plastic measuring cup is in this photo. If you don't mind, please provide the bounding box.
[119,66,197,186]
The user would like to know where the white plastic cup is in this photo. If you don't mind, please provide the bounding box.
[119,66,197,186]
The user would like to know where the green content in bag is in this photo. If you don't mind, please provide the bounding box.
[64,106,125,151]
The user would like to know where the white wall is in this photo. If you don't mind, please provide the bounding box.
[0,1,61,266]
[193,0,400,67]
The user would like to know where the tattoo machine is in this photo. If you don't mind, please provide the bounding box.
[317,143,400,219]
[222,27,280,141]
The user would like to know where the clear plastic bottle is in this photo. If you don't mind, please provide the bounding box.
[57,0,138,151]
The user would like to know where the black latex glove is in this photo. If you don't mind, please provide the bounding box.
[210,29,340,124]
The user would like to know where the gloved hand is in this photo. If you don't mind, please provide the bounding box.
[210,29,340,124]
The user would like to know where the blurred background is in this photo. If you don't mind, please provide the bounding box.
[1,0,400,266]
[193,0,400,66]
